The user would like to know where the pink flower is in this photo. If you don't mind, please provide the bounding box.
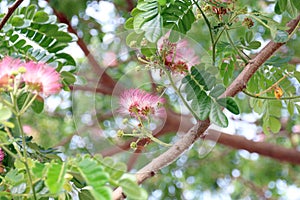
[23,61,61,96]
[0,56,23,89]
[157,33,200,74]
[119,89,165,119]
[0,148,4,162]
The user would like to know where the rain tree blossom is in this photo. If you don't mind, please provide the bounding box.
[23,61,61,96]
[0,56,61,96]
[119,89,165,120]
[157,33,200,74]
[0,148,4,162]
[0,57,23,90]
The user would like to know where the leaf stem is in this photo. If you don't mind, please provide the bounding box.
[255,74,288,97]
[15,115,37,200]
[162,67,199,119]
[224,28,248,63]
[11,91,37,200]
[243,89,300,100]
[193,0,215,65]
[18,93,38,116]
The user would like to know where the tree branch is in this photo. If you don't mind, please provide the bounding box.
[112,14,300,199]
[46,0,120,95]
[205,129,300,165]
[0,0,24,31]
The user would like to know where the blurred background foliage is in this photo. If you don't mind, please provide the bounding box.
[2,0,300,199]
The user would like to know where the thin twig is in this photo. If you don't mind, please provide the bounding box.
[0,0,24,31]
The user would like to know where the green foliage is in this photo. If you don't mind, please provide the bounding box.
[119,178,148,200]
[76,157,112,200]
[0,5,77,88]
[125,0,196,51]
[161,0,195,42]
[45,162,67,194]
[182,66,240,127]
[275,0,300,16]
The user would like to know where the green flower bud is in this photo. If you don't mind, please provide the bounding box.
[122,118,129,124]
[130,142,137,150]
[18,66,27,73]
[117,130,124,137]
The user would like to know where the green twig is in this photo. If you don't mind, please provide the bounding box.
[16,116,37,200]
[193,0,215,65]
[243,89,300,100]
[162,67,198,119]
[225,28,248,63]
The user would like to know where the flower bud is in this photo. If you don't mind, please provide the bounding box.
[117,130,124,137]
[130,142,137,150]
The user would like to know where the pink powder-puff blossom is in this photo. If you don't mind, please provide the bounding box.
[0,148,4,162]
[119,89,165,119]
[157,33,200,74]
[23,61,61,96]
[0,56,23,89]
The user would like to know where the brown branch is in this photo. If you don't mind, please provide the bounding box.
[0,0,24,31]
[125,0,135,12]
[46,0,121,95]
[205,129,300,164]
[112,14,300,199]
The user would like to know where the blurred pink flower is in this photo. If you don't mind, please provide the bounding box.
[157,33,200,74]
[0,148,4,162]
[103,52,118,67]
[0,56,23,88]
[119,89,165,119]
[23,61,61,96]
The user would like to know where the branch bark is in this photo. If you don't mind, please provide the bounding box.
[0,0,24,31]
[112,14,300,199]
[205,129,300,165]
[46,0,120,94]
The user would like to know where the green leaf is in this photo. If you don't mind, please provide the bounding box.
[11,16,25,27]
[194,92,211,120]
[5,169,24,185]
[269,116,281,133]
[33,11,49,23]
[278,0,287,12]
[162,1,195,41]
[210,84,225,98]
[248,41,261,49]
[25,4,37,19]
[142,14,162,43]
[0,131,8,143]
[209,103,228,127]
[45,162,66,194]
[107,162,127,180]
[124,17,134,29]
[287,100,295,115]
[77,158,111,200]
[31,97,44,114]
[217,97,240,115]
[245,31,253,43]
[291,0,300,10]
[61,71,76,85]
[0,105,12,121]
[275,1,282,14]
[32,162,46,179]
[286,0,298,18]
[119,179,148,200]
